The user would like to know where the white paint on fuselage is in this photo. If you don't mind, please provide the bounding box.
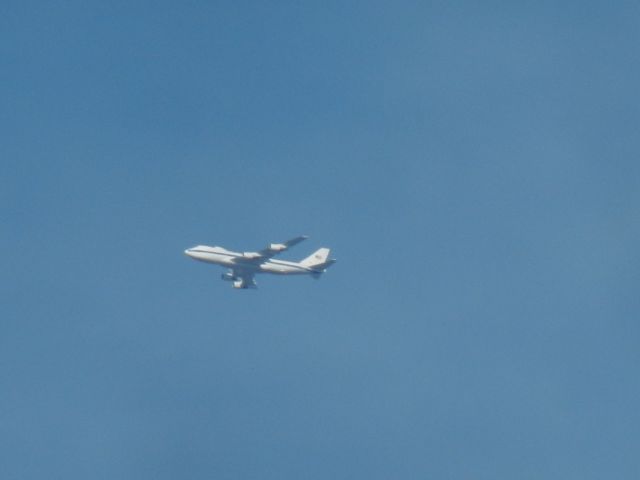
[184,246,313,276]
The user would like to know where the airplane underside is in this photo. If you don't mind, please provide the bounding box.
[221,271,257,289]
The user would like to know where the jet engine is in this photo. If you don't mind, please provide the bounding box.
[221,272,235,281]
[269,243,287,252]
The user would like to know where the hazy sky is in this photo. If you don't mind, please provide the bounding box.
[2,1,640,479]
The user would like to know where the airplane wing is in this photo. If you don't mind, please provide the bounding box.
[240,235,309,262]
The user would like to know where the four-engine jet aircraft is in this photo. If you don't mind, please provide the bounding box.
[184,236,336,289]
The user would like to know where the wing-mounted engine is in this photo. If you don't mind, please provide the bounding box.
[238,236,308,262]
[222,270,257,289]
[260,236,308,257]
[233,279,256,289]
[242,243,287,259]
[268,243,287,252]
[233,277,257,289]
[241,252,262,260]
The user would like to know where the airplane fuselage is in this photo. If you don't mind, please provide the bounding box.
[184,245,315,275]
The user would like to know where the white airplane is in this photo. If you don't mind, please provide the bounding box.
[184,236,336,289]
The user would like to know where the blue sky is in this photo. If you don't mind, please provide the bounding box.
[2,1,640,478]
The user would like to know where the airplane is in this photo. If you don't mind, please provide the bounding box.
[184,235,336,289]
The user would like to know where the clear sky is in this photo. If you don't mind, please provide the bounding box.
[2,1,640,479]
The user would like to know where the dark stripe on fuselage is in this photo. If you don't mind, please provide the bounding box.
[268,259,312,271]
[189,249,236,257]
[189,250,315,272]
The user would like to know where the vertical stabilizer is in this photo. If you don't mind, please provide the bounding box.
[300,248,331,268]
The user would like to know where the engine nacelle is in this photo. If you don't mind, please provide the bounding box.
[221,272,235,281]
[269,243,287,252]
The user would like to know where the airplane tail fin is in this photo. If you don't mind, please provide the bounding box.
[300,248,336,272]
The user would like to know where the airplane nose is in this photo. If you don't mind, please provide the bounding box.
[184,249,192,256]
